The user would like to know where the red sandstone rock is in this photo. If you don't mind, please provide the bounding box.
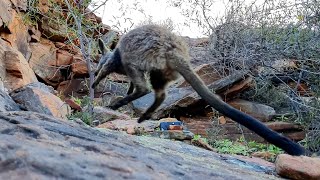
[228,99,276,122]
[0,41,38,91]
[56,49,73,66]
[223,76,254,97]
[71,55,88,77]
[276,154,320,180]
[266,121,303,131]
[65,98,82,112]
[29,38,63,85]
[0,9,31,58]
[0,0,14,27]
[175,63,221,88]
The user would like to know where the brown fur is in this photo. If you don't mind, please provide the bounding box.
[92,24,306,155]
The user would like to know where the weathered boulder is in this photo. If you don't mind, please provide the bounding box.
[0,10,31,58]
[266,121,303,131]
[57,78,130,98]
[275,154,320,180]
[132,87,194,117]
[228,99,276,122]
[132,71,249,118]
[56,49,73,66]
[28,26,42,42]
[223,76,254,97]
[92,106,131,124]
[29,38,63,85]
[97,119,158,135]
[0,0,14,28]
[0,111,279,179]
[0,40,38,91]
[24,81,57,94]
[54,41,80,54]
[266,121,305,141]
[40,16,68,42]
[71,55,88,77]
[175,63,221,88]
[0,89,20,112]
[56,79,85,97]
[285,131,306,141]
[10,82,70,119]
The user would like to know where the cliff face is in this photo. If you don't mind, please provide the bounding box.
[0,1,35,90]
[0,0,112,95]
[0,0,208,98]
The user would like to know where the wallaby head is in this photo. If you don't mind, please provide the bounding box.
[95,30,120,76]
[95,39,114,76]
[94,39,134,94]
[92,24,307,156]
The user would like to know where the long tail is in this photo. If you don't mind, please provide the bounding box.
[172,58,306,156]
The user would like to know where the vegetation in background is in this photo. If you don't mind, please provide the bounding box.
[192,134,208,143]
[68,111,93,125]
[67,96,94,125]
[213,137,283,162]
[192,134,282,161]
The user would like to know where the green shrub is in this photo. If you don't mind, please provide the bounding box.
[211,138,283,161]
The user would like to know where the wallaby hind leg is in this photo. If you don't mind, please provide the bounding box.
[138,70,167,123]
[109,66,149,110]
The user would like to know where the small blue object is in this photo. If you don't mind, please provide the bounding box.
[159,121,182,131]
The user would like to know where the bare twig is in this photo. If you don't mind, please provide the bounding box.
[64,0,95,121]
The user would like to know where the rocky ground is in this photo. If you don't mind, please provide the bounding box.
[0,111,279,180]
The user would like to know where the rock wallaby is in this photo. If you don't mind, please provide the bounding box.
[92,24,306,156]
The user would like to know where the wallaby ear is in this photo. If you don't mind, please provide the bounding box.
[98,38,108,55]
